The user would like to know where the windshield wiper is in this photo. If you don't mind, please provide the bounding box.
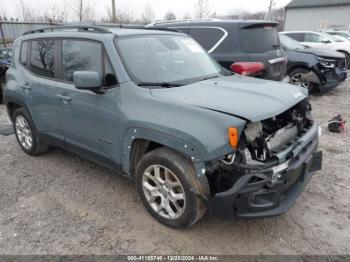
[198,75,220,82]
[137,82,182,88]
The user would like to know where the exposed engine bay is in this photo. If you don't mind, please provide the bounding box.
[207,99,314,194]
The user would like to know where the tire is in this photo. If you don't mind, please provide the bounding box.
[135,147,210,228]
[338,51,350,69]
[289,68,317,93]
[13,107,49,156]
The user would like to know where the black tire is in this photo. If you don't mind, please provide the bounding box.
[338,51,350,69]
[289,68,317,93]
[13,107,49,156]
[135,147,210,228]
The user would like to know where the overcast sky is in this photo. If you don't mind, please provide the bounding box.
[0,0,292,20]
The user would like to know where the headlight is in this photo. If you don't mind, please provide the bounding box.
[317,57,336,68]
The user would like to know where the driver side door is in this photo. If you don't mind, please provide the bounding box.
[55,38,122,170]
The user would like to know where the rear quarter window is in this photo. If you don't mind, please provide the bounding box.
[189,27,225,51]
[240,26,279,53]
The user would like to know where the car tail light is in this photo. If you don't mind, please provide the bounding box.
[230,62,265,76]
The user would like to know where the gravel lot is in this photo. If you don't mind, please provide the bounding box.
[0,82,350,255]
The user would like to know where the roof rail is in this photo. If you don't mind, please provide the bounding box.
[102,23,181,33]
[23,25,112,36]
[146,18,222,27]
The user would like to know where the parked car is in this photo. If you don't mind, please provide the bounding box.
[147,20,288,82]
[279,34,347,92]
[4,25,322,228]
[0,48,12,103]
[281,31,350,68]
[324,30,350,41]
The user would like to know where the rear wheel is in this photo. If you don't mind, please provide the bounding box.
[135,147,210,228]
[289,68,316,93]
[13,108,49,156]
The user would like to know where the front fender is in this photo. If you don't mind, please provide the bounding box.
[121,125,214,178]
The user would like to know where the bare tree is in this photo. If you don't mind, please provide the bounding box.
[164,11,176,21]
[140,3,155,24]
[70,0,96,22]
[195,0,210,19]
[266,0,276,20]
[103,6,135,24]
[17,0,40,22]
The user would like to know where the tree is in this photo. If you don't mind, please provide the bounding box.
[140,3,155,24]
[70,0,96,22]
[195,0,210,19]
[164,11,176,21]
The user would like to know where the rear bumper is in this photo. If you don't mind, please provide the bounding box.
[203,125,322,219]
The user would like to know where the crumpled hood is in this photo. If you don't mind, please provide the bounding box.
[150,75,307,122]
[296,48,345,59]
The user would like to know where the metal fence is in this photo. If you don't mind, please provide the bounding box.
[0,21,58,48]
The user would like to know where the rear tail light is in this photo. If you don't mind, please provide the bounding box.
[230,62,265,76]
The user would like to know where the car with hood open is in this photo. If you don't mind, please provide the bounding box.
[279,33,347,92]
[3,25,322,228]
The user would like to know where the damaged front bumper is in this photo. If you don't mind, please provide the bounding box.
[202,124,322,219]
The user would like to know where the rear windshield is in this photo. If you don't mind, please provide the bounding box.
[240,26,280,53]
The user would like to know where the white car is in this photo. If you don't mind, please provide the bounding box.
[281,31,350,68]
[324,30,350,41]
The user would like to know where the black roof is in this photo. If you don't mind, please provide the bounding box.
[286,0,350,9]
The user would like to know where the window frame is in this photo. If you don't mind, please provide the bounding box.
[58,37,119,88]
[21,37,118,88]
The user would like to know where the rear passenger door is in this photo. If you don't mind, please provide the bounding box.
[19,39,63,142]
[55,38,121,170]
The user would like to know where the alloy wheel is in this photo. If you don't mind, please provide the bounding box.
[290,73,311,89]
[15,115,33,150]
[142,164,186,220]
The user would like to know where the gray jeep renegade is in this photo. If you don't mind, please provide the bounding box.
[4,25,322,228]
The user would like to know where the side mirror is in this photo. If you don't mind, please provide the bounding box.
[73,71,103,92]
[321,39,331,44]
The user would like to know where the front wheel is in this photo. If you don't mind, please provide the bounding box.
[289,68,317,93]
[135,147,210,228]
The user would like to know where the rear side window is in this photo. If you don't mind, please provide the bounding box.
[20,41,28,65]
[240,26,279,53]
[189,27,225,51]
[285,33,305,42]
[30,40,56,78]
[62,40,102,82]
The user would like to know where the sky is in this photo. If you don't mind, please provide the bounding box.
[0,0,293,20]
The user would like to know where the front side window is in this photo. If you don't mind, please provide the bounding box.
[62,40,102,82]
[116,35,221,85]
[30,39,55,78]
[304,33,328,43]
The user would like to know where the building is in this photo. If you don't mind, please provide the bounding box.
[284,0,350,31]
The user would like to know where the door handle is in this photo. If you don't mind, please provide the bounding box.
[20,82,32,90]
[56,94,72,103]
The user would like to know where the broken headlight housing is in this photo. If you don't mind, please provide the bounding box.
[317,57,336,68]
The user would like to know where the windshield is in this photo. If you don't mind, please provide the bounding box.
[323,33,343,42]
[116,35,222,86]
[279,34,305,50]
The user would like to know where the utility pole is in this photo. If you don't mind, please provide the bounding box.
[79,0,83,22]
[111,0,116,22]
[266,0,275,20]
